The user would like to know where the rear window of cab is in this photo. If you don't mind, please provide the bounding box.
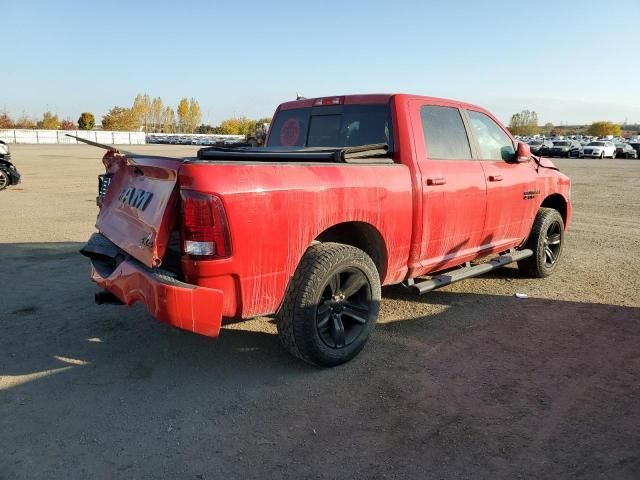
[267,104,393,150]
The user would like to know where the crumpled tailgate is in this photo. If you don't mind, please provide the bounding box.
[96,154,182,268]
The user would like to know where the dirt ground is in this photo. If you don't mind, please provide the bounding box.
[1,145,639,479]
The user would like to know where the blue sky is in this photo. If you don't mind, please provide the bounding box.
[2,0,639,125]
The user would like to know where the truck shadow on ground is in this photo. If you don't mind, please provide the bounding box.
[1,242,639,479]
[1,241,639,381]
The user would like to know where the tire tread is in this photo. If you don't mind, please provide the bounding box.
[518,207,564,278]
[276,243,380,366]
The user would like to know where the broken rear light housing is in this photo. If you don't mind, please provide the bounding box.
[180,190,231,259]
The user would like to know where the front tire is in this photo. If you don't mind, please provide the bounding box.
[518,208,565,278]
[0,170,9,191]
[276,243,381,367]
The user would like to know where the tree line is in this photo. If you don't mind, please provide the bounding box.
[5,103,630,138]
[0,94,271,135]
[199,116,272,135]
[0,111,76,130]
[95,94,203,133]
[508,110,628,137]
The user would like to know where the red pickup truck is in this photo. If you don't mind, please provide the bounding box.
[82,94,571,366]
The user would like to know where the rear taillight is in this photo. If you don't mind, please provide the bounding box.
[180,190,231,259]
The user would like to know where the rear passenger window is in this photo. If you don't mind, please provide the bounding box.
[420,106,472,160]
[307,115,341,147]
[467,110,516,161]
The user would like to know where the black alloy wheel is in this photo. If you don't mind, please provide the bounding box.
[542,219,563,267]
[316,267,372,349]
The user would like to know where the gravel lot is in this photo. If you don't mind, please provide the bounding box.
[1,145,639,479]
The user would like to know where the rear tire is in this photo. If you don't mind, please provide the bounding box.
[276,242,381,367]
[518,208,565,278]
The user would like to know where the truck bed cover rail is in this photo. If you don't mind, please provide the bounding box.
[194,143,393,164]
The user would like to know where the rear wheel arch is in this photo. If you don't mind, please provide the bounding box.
[274,222,386,320]
[540,194,568,226]
[314,221,387,280]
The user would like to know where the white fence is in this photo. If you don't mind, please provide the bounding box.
[0,129,146,145]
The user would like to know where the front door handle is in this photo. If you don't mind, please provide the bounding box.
[488,174,503,182]
[426,177,446,186]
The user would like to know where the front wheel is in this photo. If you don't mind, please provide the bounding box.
[518,208,565,278]
[276,242,381,367]
[0,169,9,191]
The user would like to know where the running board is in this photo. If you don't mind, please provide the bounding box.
[410,249,533,295]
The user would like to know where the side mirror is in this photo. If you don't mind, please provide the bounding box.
[516,142,531,162]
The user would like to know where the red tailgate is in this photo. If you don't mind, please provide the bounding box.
[97,154,182,268]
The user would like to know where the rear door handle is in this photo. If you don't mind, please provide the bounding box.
[426,177,446,186]
[488,174,503,182]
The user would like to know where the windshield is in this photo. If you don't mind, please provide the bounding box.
[554,141,570,146]
[267,104,393,149]
[528,141,542,145]
[588,142,605,146]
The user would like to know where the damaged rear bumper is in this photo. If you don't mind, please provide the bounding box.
[83,233,223,337]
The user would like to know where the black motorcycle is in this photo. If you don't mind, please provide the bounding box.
[0,140,21,191]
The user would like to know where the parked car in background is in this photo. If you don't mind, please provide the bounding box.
[629,142,640,156]
[0,140,22,191]
[528,139,553,156]
[548,140,581,158]
[580,141,616,159]
[615,143,638,159]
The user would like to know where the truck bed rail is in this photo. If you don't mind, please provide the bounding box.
[194,143,394,164]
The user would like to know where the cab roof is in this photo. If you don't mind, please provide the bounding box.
[277,93,484,112]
